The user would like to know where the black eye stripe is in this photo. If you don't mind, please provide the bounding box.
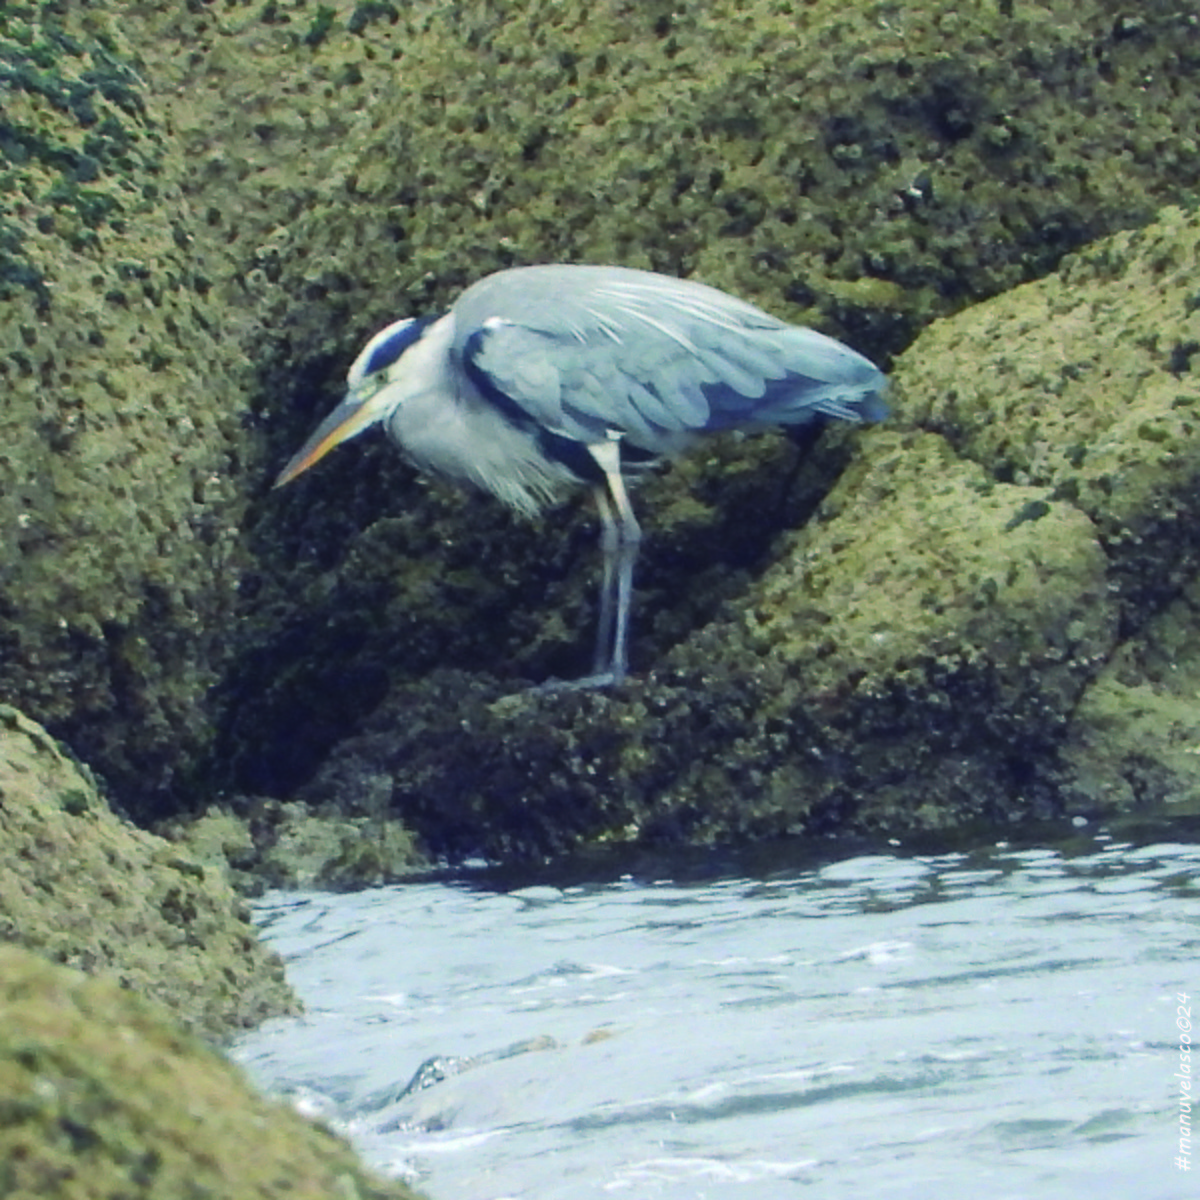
[362,314,440,375]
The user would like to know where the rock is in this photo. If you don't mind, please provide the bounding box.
[0,7,255,814]
[0,946,425,1200]
[163,801,425,892]
[900,205,1200,822]
[3,1,1200,828]
[283,206,1200,857]
[0,707,298,1041]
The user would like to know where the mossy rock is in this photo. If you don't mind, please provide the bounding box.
[2,0,1200,838]
[280,206,1200,858]
[0,946,425,1200]
[0,705,298,1041]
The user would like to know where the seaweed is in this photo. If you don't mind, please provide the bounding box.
[348,2,400,36]
[302,6,338,48]
[0,215,49,305]
[0,10,158,249]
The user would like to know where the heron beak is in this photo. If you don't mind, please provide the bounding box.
[272,388,385,488]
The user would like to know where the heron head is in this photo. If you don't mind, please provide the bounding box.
[272,315,436,488]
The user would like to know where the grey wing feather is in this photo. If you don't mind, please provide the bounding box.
[454,265,885,450]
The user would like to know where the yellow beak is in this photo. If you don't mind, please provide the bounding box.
[273,391,384,489]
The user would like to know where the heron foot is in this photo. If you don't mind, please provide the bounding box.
[530,669,625,693]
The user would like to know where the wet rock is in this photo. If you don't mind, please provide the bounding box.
[3,0,1200,845]
[163,800,425,892]
[0,706,298,1041]
[286,207,1200,858]
[901,205,1200,821]
[0,7,255,815]
[0,946,425,1200]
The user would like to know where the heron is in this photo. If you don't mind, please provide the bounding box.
[274,264,887,685]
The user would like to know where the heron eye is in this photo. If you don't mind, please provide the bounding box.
[352,373,388,401]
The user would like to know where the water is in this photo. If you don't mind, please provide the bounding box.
[233,835,1200,1199]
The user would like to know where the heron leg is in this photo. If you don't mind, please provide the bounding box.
[592,485,619,676]
[775,416,828,522]
[588,439,640,684]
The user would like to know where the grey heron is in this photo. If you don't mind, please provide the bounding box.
[274,264,887,685]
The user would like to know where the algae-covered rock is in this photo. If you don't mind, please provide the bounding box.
[163,800,425,892]
[178,0,1200,366]
[2,0,1200,845]
[284,206,1199,858]
[0,706,298,1041]
[207,0,1200,825]
[289,438,1112,856]
[896,205,1200,818]
[1057,604,1200,819]
[899,205,1200,588]
[0,946,425,1200]
[0,6,256,812]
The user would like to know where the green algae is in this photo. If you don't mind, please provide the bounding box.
[0,7,159,297]
[348,3,401,36]
[0,947,425,1200]
[0,5,258,816]
[0,707,299,1041]
[302,5,338,48]
[0,214,48,303]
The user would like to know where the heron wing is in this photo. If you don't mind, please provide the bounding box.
[454,265,885,452]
